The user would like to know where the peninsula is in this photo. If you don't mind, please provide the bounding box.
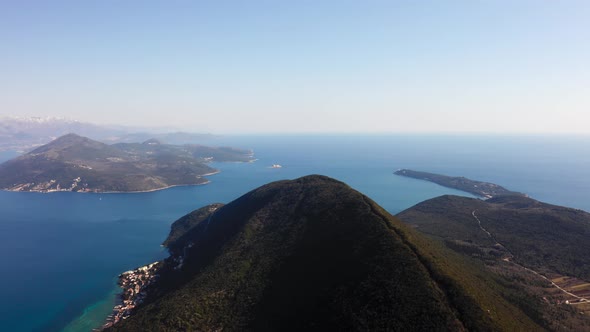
[0,133,255,193]
[394,169,525,199]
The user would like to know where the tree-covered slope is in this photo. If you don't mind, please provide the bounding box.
[398,195,590,280]
[108,175,542,331]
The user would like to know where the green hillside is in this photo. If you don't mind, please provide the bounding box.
[398,194,590,330]
[398,195,590,280]
[108,175,542,331]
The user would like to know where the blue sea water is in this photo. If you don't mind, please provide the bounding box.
[0,135,589,331]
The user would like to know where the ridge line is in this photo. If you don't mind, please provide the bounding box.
[361,195,468,330]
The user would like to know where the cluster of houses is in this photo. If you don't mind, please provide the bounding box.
[102,262,160,328]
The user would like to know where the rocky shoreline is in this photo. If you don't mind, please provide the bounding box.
[101,262,161,329]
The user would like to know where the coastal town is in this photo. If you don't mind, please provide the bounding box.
[101,262,161,329]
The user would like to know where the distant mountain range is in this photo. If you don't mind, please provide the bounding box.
[0,133,254,193]
[105,175,550,331]
[0,116,215,152]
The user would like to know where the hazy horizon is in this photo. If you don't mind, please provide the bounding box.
[6,115,590,137]
[2,1,589,134]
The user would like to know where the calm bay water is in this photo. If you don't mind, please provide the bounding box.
[1,135,589,331]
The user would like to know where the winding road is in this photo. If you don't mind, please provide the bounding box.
[472,210,589,304]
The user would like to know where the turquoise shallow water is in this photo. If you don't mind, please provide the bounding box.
[0,134,589,331]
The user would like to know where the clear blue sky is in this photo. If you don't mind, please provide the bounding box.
[1,1,589,134]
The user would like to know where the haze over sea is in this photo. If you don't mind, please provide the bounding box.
[1,134,589,332]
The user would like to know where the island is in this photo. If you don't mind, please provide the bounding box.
[394,169,525,199]
[0,133,255,193]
